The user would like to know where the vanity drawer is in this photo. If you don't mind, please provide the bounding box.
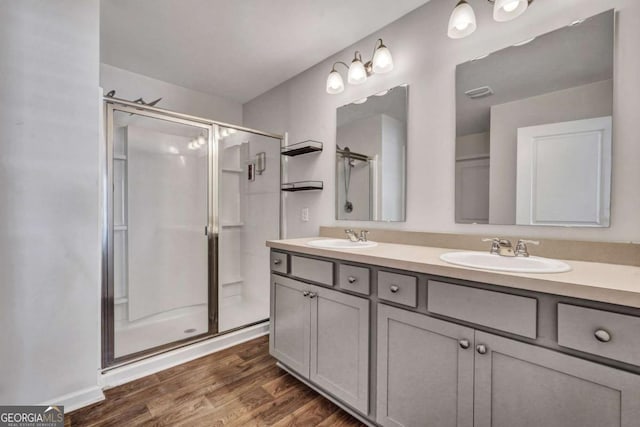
[290,255,334,286]
[427,281,537,339]
[378,272,417,307]
[558,304,640,366]
[270,251,288,274]
[338,265,370,295]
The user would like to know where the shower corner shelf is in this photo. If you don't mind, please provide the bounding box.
[281,181,324,192]
[281,140,323,157]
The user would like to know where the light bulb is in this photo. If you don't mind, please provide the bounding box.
[503,0,519,12]
[372,42,394,74]
[494,0,528,22]
[348,56,367,85]
[448,1,477,39]
[197,135,206,146]
[326,69,344,94]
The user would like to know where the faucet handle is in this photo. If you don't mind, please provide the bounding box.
[482,238,501,255]
[359,230,369,242]
[515,239,539,257]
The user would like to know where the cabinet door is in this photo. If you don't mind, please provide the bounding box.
[269,275,311,378]
[310,285,370,414]
[474,331,640,427]
[377,304,474,427]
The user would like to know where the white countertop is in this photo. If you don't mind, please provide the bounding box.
[267,237,640,309]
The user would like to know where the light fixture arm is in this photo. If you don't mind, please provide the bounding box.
[331,61,350,72]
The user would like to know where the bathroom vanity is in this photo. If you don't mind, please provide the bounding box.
[267,237,640,427]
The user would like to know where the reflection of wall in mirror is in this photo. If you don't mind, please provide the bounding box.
[455,132,490,224]
[489,79,613,224]
[336,115,377,221]
[336,113,405,221]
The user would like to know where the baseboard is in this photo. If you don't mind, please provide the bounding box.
[42,385,105,413]
[100,321,269,390]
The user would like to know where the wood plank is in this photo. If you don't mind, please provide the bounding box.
[66,336,360,426]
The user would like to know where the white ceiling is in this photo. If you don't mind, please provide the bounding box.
[100,0,430,104]
[456,9,614,136]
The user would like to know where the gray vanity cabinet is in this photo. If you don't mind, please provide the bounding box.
[310,283,370,414]
[270,275,311,377]
[474,331,640,427]
[270,274,370,414]
[377,304,475,427]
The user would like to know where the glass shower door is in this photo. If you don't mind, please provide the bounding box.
[105,104,215,365]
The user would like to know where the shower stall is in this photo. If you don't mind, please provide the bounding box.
[102,98,282,368]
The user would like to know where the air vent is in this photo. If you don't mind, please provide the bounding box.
[464,86,494,99]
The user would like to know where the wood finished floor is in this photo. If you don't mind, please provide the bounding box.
[66,335,365,426]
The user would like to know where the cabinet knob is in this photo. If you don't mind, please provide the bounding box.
[389,285,400,294]
[309,292,317,299]
[594,329,612,343]
[476,344,487,355]
[348,276,357,284]
[459,339,470,349]
[302,291,310,297]
[273,259,282,265]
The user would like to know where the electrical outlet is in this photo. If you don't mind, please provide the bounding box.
[301,207,309,222]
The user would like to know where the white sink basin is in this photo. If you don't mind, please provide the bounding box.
[440,251,571,274]
[307,239,378,249]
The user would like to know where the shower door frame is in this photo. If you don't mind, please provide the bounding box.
[102,98,284,370]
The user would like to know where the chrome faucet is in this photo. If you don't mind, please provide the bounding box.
[345,229,359,242]
[514,239,540,257]
[482,238,515,257]
[345,229,370,242]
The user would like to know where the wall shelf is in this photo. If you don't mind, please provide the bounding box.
[281,140,323,157]
[281,181,324,192]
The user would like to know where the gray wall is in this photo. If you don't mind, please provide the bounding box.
[100,64,243,124]
[489,79,614,224]
[0,0,102,405]
[243,0,640,243]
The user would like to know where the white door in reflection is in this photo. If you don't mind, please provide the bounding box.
[516,116,612,227]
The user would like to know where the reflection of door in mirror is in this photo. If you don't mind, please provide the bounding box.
[454,9,614,227]
[335,85,407,222]
[516,116,612,227]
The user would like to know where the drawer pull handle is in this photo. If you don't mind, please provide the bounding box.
[459,339,470,350]
[302,291,310,297]
[594,329,612,343]
[309,292,317,299]
[476,344,487,355]
[390,285,400,293]
[273,259,282,265]
[348,276,357,284]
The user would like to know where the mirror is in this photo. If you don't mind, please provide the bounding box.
[335,85,408,221]
[455,10,614,227]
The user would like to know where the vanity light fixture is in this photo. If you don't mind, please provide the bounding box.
[448,0,534,39]
[325,38,394,94]
[448,1,477,39]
